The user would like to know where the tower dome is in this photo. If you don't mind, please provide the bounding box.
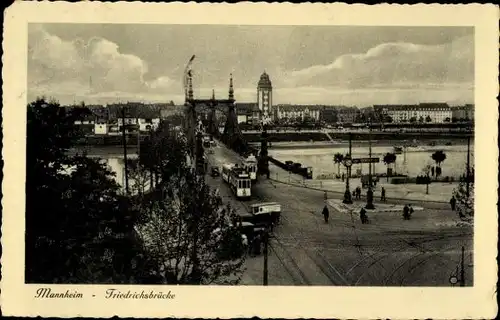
[258,71,272,89]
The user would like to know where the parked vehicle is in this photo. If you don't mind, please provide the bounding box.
[211,166,220,177]
[249,202,282,227]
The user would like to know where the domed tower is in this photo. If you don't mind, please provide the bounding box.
[257,71,273,122]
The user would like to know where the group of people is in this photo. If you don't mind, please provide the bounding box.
[349,186,387,202]
[322,205,369,224]
[352,187,362,199]
[403,204,414,220]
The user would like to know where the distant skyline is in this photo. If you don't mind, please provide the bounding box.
[28,24,474,106]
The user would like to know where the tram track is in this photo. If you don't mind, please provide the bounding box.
[237,200,311,285]
[278,215,349,286]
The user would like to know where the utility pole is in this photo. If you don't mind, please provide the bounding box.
[348,132,352,178]
[466,135,471,197]
[263,225,269,286]
[366,118,374,209]
[460,246,465,287]
[121,107,129,195]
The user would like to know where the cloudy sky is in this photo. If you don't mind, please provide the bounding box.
[28,24,474,106]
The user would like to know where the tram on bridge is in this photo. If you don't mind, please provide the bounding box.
[221,164,252,200]
[241,155,258,181]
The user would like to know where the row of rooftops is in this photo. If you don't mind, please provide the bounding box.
[374,103,474,112]
[64,101,184,121]
[235,102,474,113]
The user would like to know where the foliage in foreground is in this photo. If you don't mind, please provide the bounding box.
[134,168,245,284]
[26,98,140,283]
[134,122,246,284]
[453,168,475,222]
[26,99,245,284]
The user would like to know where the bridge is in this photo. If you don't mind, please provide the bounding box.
[182,56,270,178]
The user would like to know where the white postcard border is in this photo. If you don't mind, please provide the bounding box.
[1,2,498,318]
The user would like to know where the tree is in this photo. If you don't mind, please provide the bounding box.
[425,115,432,123]
[410,116,417,123]
[127,158,151,196]
[333,153,344,176]
[383,152,397,181]
[453,173,474,222]
[422,164,432,195]
[419,116,424,123]
[431,150,447,177]
[134,164,246,285]
[26,98,142,283]
[139,118,189,188]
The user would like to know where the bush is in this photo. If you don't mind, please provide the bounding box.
[390,177,407,184]
[415,175,431,185]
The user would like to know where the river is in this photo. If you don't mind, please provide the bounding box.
[70,141,474,187]
[267,143,474,179]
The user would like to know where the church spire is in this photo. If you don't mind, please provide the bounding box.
[188,73,193,100]
[212,89,215,100]
[229,73,234,100]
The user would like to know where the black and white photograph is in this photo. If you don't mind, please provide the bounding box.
[2,2,498,319]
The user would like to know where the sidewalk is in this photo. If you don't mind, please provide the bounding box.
[269,167,457,204]
[327,199,424,214]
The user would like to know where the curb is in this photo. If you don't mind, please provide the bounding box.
[268,178,448,204]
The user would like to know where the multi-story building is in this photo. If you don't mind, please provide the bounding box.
[275,104,322,122]
[319,107,339,124]
[235,103,260,124]
[374,103,452,123]
[257,71,273,122]
[451,104,474,122]
[337,107,360,124]
[159,104,185,119]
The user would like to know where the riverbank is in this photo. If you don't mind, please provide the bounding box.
[269,167,457,203]
[252,140,469,150]
[242,131,472,143]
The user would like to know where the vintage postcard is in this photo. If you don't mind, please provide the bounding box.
[1,1,498,318]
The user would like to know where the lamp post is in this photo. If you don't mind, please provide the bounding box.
[365,117,375,209]
[343,155,353,204]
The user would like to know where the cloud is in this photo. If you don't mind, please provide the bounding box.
[284,35,474,90]
[28,27,178,103]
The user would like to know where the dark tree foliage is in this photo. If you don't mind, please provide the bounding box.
[135,116,246,284]
[26,98,141,283]
[333,153,344,176]
[134,167,245,285]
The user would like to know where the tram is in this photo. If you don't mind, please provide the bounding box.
[221,164,252,200]
[242,155,258,181]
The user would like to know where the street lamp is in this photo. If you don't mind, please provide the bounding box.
[343,155,353,204]
[365,117,375,209]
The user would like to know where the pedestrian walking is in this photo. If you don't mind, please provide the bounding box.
[403,204,410,220]
[324,191,328,201]
[356,187,361,199]
[360,207,368,224]
[450,196,457,211]
[322,205,330,223]
[409,204,414,216]
[381,187,386,202]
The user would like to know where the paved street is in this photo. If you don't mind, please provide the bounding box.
[205,141,473,286]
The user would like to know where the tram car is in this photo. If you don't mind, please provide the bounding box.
[242,155,258,181]
[248,202,282,228]
[221,164,252,200]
